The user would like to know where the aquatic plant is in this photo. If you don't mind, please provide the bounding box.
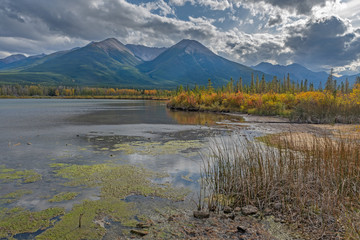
[36,200,135,240]
[110,140,204,157]
[51,163,189,201]
[0,189,33,204]
[0,207,65,239]
[48,192,80,203]
[0,165,42,183]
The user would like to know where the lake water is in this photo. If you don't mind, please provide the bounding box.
[0,99,256,239]
[0,99,248,211]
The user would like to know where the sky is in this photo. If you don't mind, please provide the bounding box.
[0,0,360,75]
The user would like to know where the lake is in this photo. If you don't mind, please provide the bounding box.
[0,99,248,239]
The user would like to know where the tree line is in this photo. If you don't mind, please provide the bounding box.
[177,72,360,95]
[0,85,173,98]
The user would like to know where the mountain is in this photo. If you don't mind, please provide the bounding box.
[0,54,27,69]
[0,54,48,71]
[139,39,269,86]
[126,44,167,61]
[0,38,271,88]
[0,54,27,64]
[253,62,360,87]
[337,74,360,86]
[253,62,330,87]
[23,38,157,87]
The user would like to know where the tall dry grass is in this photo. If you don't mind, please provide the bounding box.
[201,133,360,239]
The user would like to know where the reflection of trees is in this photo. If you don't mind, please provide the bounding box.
[167,109,243,125]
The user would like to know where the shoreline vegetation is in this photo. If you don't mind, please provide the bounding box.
[200,132,360,239]
[168,77,360,124]
[0,85,173,100]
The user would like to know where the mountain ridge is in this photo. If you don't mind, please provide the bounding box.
[2,38,347,88]
[253,62,360,87]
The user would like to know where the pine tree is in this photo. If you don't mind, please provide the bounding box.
[207,79,213,93]
[309,83,314,91]
[286,73,291,92]
[325,68,335,92]
[356,76,360,85]
[237,77,243,92]
[255,75,260,93]
[345,78,349,94]
[260,75,266,93]
[318,81,323,91]
[250,73,255,93]
[341,82,345,93]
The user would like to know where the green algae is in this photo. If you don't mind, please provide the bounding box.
[0,207,65,239]
[48,192,80,203]
[37,200,136,240]
[110,139,204,156]
[35,162,191,239]
[0,165,42,183]
[0,189,33,204]
[51,163,189,201]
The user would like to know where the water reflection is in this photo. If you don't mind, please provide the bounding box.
[167,109,244,126]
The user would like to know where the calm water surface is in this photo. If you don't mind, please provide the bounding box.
[1,99,246,213]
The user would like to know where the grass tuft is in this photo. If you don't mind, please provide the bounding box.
[201,133,360,239]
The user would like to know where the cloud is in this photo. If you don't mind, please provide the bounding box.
[0,0,359,75]
[285,16,360,69]
[258,0,332,14]
[197,0,233,11]
[141,0,175,16]
[0,0,218,54]
[169,0,195,6]
[267,14,283,26]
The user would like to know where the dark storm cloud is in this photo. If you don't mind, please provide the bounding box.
[285,16,360,67]
[0,0,136,40]
[260,0,332,14]
[225,38,290,65]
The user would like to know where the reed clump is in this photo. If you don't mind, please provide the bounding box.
[201,133,360,239]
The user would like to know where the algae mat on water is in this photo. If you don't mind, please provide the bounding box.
[34,163,190,239]
[48,192,80,203]
[36,200,136,240]
[0,189,33,204]
[0,164,42,183]
[110,140,204,156]
[0,207,65,239]
[50,163,189,200]
[0,162,190,239]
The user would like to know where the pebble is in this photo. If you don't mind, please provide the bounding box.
[237,225,247,234]
[241,205,258,216]
[193,211,210,219]
[234,207,241,212]
[223,206,232,214]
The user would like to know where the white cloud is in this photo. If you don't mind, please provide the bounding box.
[197,0,233,10]
[141,0,175,16]
[169,0,195,6]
